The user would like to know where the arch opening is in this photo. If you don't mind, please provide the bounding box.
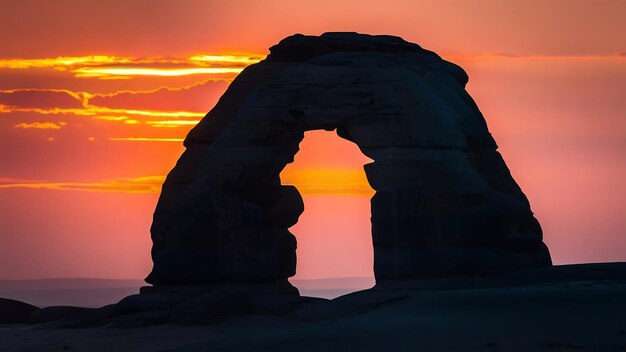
[280,130,375,298]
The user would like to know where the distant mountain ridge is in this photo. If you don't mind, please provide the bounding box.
[0,278,146,290]
[0,277,375,307]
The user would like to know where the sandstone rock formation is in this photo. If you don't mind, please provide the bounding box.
[147,32,552,287]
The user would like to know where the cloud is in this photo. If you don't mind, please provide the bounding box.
[73,66,244,79]
[14,122,66,129]
[0,56,134,69]
[87,80,228,112]
[0,54,262,81]
[0,176,165,194]
[0,83,218,128]
[145,121,199,128]
[443,53,626,62]
[0,54,263,70]
[189,54,264,65]
[0,89,85,109]
[0,104,204,119]
[0,67,218,93]
[0,54,243,133]
[0,177,44,183]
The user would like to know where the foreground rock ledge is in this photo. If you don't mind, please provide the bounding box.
[148,32,551,287]
[1,263,624,328]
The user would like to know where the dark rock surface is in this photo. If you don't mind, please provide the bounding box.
[0,263,624,331]
[27,306,94,324]
[147,32,551,286]
[2,278,624,351]
[0,298,38,323]
[15,283,324,328]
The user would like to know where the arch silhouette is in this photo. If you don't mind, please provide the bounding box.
[146,33,551,287]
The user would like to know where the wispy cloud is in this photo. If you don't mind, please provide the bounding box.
[0,56,136,69]
[145,120,199,128]
[0,54,263,80]
[443,53,626,61]
[73,66,244,78]
[0,89,86,109]
[92,115,131,121]
[189,54,263,65]
[14,122,66,129]
[0,54,263,68]
[87,80,228,112]
[0,176,165,194]
[0,84,210,130]
[1,104,204,119]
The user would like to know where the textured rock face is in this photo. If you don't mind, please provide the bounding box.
[147,32,551,286]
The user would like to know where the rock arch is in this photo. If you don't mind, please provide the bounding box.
[147,33,551,287]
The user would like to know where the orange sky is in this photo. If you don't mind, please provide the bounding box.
[0,0,624,281]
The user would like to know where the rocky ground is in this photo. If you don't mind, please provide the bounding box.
[1,263,625,351]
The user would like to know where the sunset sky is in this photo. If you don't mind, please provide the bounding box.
[0,0,624,283]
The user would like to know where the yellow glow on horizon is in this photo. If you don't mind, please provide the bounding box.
[281,168,374,196]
